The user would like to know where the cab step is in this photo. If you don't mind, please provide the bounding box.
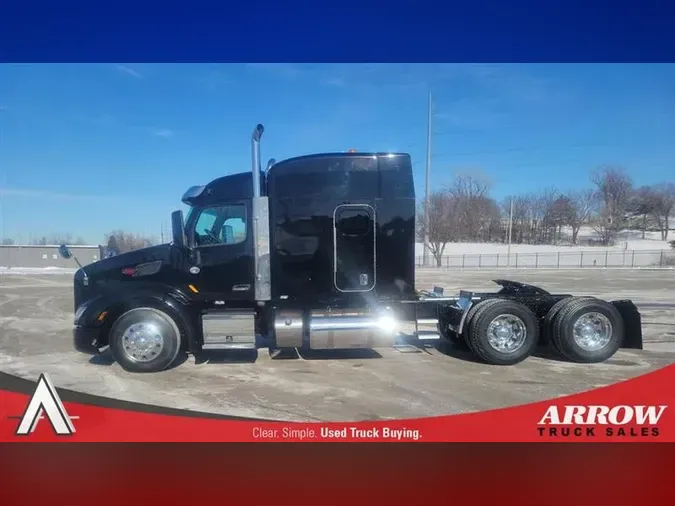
[393,344,422,353]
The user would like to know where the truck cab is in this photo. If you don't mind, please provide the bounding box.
[66,124,428,372]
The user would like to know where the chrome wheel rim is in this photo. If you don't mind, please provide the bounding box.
[573,312,613,351]
[487,314,527,353]
[121,322,165,362]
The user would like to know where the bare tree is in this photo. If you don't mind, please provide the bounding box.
[627,186,658,239]
[477,197,503,242]
[501,195,531,244]
[592,208,617,246]
[31,233,79,245]
[445,172,495,242]
[528,187,559,244]
[649,183,675,240]
[105,230,157,254]
[567,189,598,244]
[591,166,633,245]
[416,191,456,266]
[545,194,576,243]
[1,237,14,245]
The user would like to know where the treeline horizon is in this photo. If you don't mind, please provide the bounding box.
[2,166,673,261]
[417,165,674,266]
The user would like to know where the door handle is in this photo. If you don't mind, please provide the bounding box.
[232,284,251,292]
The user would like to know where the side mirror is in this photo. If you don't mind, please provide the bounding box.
[171,210,187,249]
[222,224,234,244]
[58,244,72,260]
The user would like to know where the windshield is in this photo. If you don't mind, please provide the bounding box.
[185,206,196,225]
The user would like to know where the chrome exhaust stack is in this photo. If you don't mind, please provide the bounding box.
[250,124,271,301]
[251,124,264,198]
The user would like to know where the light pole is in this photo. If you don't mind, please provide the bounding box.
[423,89,432,267]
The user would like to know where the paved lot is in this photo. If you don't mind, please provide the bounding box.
[0,269,674,422]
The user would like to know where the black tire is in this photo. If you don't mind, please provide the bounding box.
[108,307,182,373]
[460,300,496,353]
[465,299,539,366]
[543,296,595,353]
[550,297,623,363]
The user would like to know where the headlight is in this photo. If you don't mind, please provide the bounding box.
[74,303,88,325]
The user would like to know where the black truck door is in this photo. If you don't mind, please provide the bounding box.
[333,203,376,292]
[189,201,255,300]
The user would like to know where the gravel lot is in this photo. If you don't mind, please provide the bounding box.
[0,269,673,421]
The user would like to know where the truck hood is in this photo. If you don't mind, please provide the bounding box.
[81,243,173,277]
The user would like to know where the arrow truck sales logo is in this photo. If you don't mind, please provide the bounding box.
[537,405,668,438]
[11,374,78,436]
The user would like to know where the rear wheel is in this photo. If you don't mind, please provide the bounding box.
[464,299,539,365]
[461,301,493,353]
[543,296,595,352]
[109,307,182,373]
[549,297,623,363]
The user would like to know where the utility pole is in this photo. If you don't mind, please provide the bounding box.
[423,89,432,267]
[507,198,514,266]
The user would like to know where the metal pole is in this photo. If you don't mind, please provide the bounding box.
[507,198,513,266]
[423,89,432,267]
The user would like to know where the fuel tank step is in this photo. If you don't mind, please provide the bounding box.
[202,342,257,350]
[201,309,256,349]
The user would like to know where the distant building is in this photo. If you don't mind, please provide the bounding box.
[0,244,101,269]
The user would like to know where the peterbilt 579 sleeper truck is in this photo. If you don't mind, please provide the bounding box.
[59,124,643,373]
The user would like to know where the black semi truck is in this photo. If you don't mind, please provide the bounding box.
[59,124,643,373]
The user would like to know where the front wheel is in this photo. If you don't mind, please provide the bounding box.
[464,299,539,365]
[108,307,182,373]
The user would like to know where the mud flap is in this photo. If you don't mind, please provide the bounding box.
[438,291,474,335]
[611,300,643,350]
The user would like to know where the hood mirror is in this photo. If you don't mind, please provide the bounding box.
[58,244,73,260]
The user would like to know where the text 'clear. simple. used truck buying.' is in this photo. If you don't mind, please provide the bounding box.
[59,124,644,373]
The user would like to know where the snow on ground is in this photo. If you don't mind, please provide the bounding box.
[0,267,77,275]
[415,229,672,258]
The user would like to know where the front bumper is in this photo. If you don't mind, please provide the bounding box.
[73,326,102,355]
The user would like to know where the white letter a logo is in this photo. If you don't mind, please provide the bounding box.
[15,374,76,436]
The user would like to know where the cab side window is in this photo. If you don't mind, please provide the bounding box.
[193,204,247,247]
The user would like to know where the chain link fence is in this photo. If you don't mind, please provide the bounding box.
[416,249,675,269]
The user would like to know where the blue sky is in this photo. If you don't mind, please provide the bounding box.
[0,63,674,244]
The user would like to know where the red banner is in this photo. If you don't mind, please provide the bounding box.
[1,364,673,442]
